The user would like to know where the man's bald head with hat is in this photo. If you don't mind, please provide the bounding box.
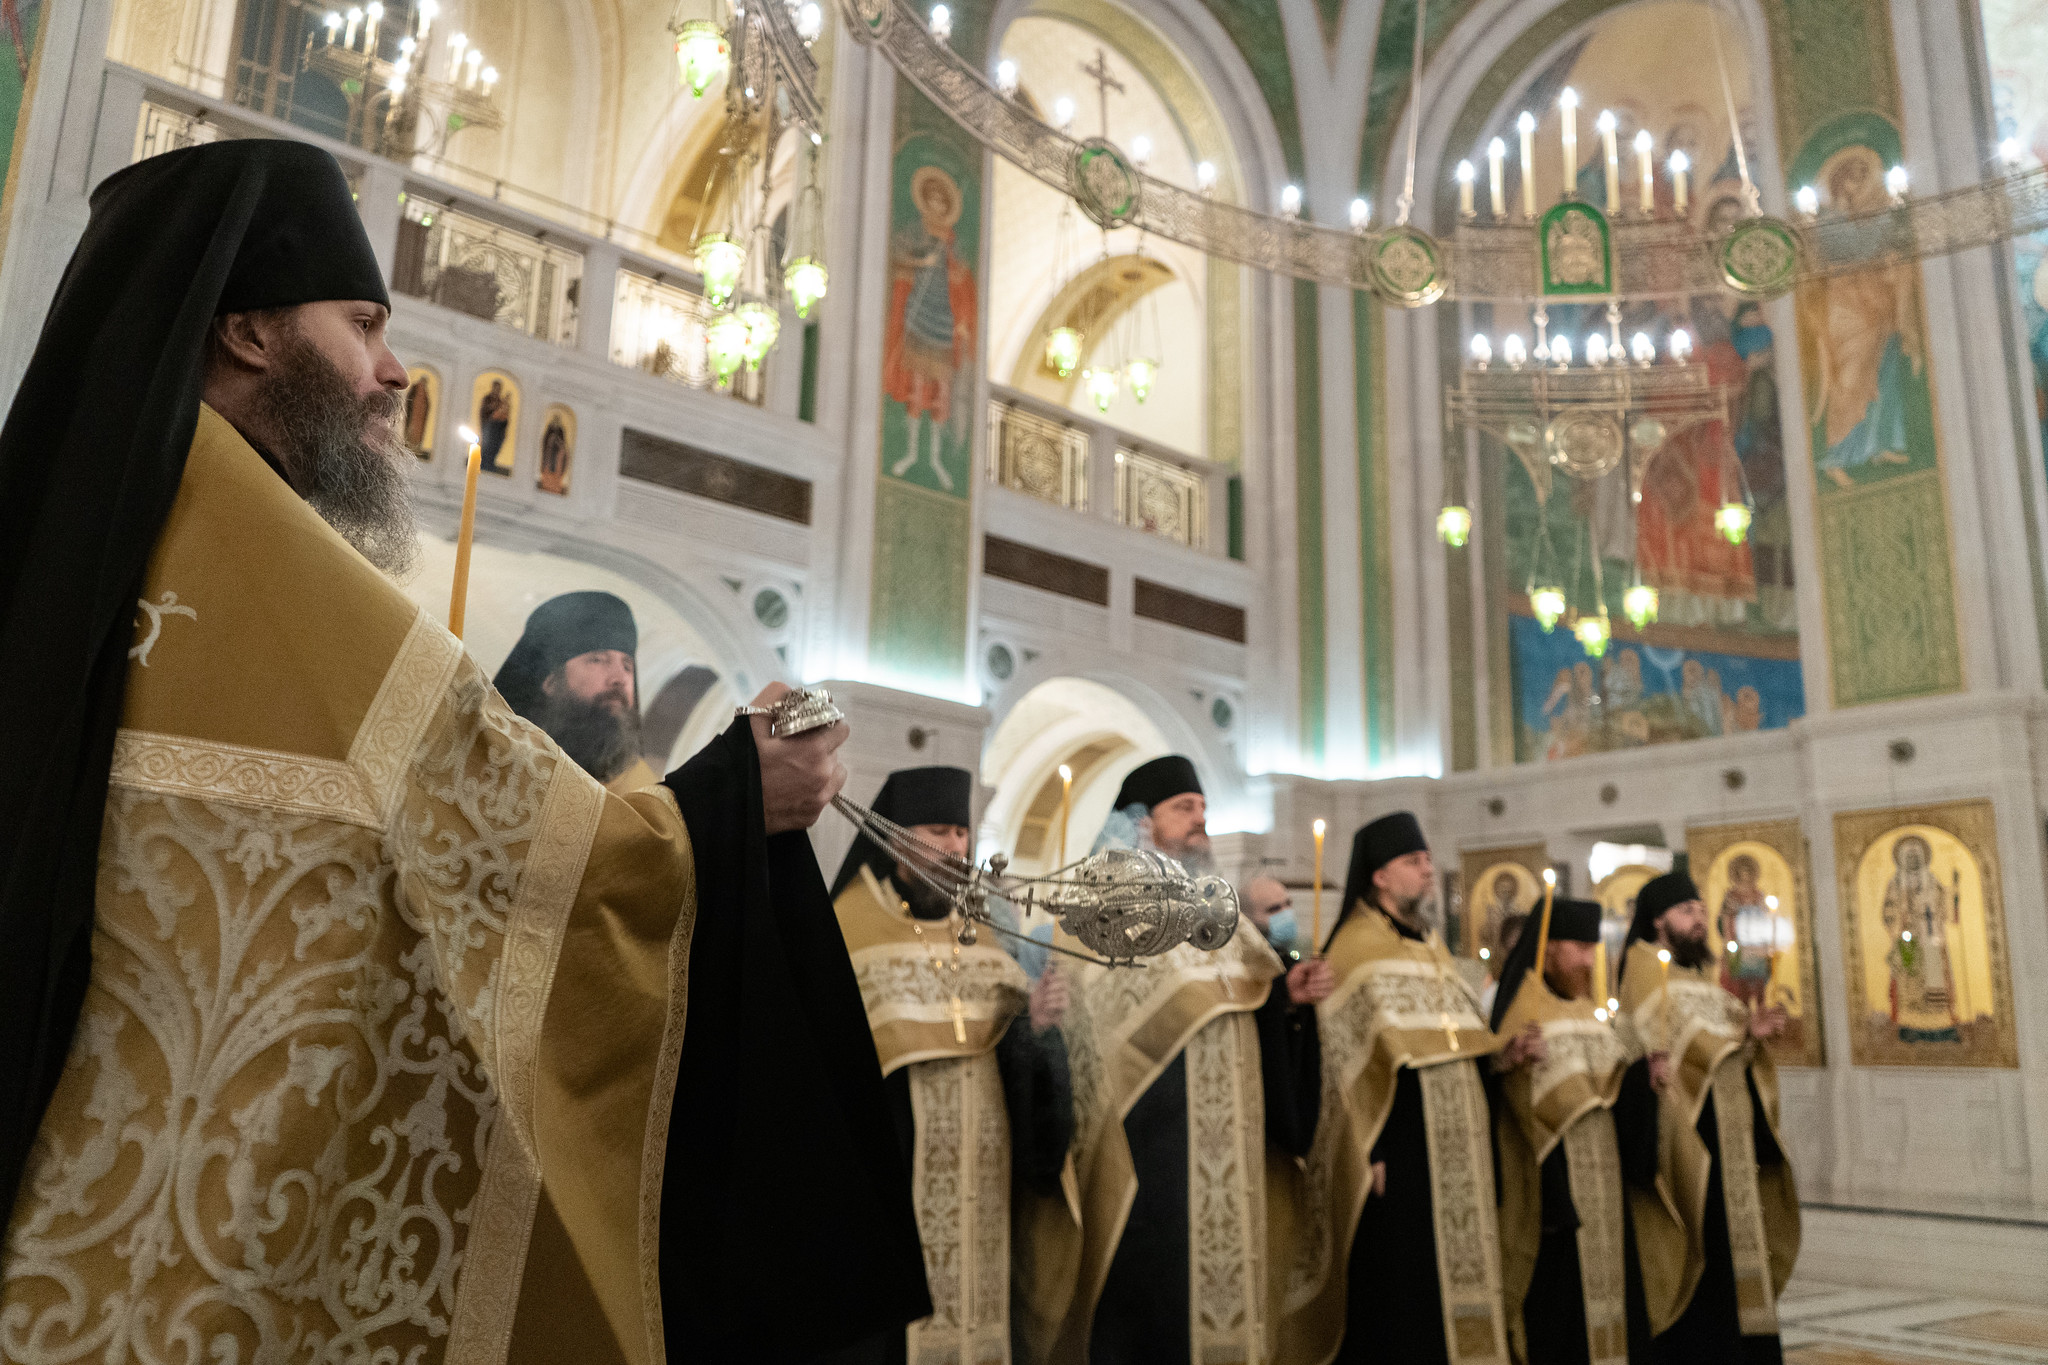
[1112,754,1209,866]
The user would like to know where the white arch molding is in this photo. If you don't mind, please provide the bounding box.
[1373,0,1810,775]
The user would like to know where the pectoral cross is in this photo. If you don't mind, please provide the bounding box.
[1441,1011,1460,1051]
[951,997,967,1044]
[1079,47,1125,138]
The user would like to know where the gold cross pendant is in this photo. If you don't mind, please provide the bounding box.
[951,997,968,1044]
[1440,1013,1460,1051]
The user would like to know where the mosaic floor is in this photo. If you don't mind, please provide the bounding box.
[1784,1280,2048,1364]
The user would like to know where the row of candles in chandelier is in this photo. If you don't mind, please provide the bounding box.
[1468,327,1693,371]
[315,1,499,96]
[1452,86,2036,224]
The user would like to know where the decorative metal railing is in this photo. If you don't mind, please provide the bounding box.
[392,197,583,346]
[1115,445,1206,550]
[987,396,1089,510]
[611,270,765,404]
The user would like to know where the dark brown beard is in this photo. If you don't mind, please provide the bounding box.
[899,869,954,920]
[529,685,642,783]
[251,325,418,576]
[1669,927,1712,970]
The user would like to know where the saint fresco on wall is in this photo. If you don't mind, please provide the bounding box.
[1458,843,1551,960]
[1834,801,2017,1068]
[1981,0,2048,464]
[881,149,979,497]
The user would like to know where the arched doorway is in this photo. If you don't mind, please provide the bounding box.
[978,675,1172,874]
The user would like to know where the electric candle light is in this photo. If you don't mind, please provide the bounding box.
[1280,184,1302,219]
[995,59,1018,96]
[1349,197,1371,231]
[1196,161,1217,192]
[1312,819,1327,957]
[928,4,951,40]
[364,2,382,53]
[1559,88,1579,197]
[1586,332,1609,367]
[1470,333,1492,368]
[449,428,482,640]
[1795,184,1819,218]
[344,6,362,48]
[447,32,465,79]
[1634,128,1654,213]
[2000,137,2025,169]
[1082,366,1119,412]
[324,11,342,43]
[1053,96,1075,131]
[1488,137,1507,217]
[1518,111,1538,217]
[464,47,482,88]
[415,0,436,37]
[1631,331,1656,365]
[1130,134,1152,169]
[1503,333,1527,368]
[480,65,497,94]
[795,1,823,41]
[1456,159,1476,218]
[1668,328,1692,363]
[1668,150,1690,215]
[1886,164,1909,202]
[1598,109,1620,212]
[1551,334,1573,368]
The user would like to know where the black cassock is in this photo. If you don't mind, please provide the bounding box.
[813,1019,1075,1365]
[1517,1106,1657,1364]
[1618,1061,1787,1365]
[1089,984,1323,1365]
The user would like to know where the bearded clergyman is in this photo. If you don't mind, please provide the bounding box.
[1615,872,1799,1365]
[1018,755,1331,1365]
[823,766,1074,1365]
[495,590,661,792]
[0,140,928,1364]
[1278,812,1532,1365]
[1490,897,1661,1365]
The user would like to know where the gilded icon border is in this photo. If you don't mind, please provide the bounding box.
[1832,799,2018,1068]
[1687,818,1824,1068]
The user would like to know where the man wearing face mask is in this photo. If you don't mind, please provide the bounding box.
[1021,754,1330,1365]
[1615,872,1799,1365]
[827,767,1073,1364]
[1242,875,1307,961]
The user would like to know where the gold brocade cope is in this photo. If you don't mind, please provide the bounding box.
[1276,910,1507,1365]
[1017,920,1281,1365]
[1,407,699,1365]
[836,871,1031,1364]
[1614,940,1799,1335]
[1493,981,1632,1365]
[606,754,662,795]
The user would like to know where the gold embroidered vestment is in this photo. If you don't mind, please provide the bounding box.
[1615,941,1800,1335]
[1,408,700,1365]
[837,869,1031,1364]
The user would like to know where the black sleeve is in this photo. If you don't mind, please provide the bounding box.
[1255,981,1322,1157]
[659,720,932,1363]
[996,1017,1074,1196]
[1747,1067,1784,1166]
[1614,1058,1661,1189]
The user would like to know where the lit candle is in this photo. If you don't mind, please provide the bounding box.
[1657,946,1673,1046]
[1594,939,1609,1008]
[1532,867,1557,977]
[1669,150,1690,215]
[1312,818,1327,957]
[1559,88,1579,198]
[1765,894,1781,974]
[1057,763,1073,868]
[1598,110,1620,212]
[1518,111,1537,218]
[1488,137,1507,217]
[1456,159,1476,219]
[450,429,482,640]
[1635,129,1653,213]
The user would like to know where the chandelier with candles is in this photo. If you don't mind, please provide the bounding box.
[303,1,505,156]
[670,0,829,387]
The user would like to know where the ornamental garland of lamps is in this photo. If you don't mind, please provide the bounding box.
[304,1,505,156]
